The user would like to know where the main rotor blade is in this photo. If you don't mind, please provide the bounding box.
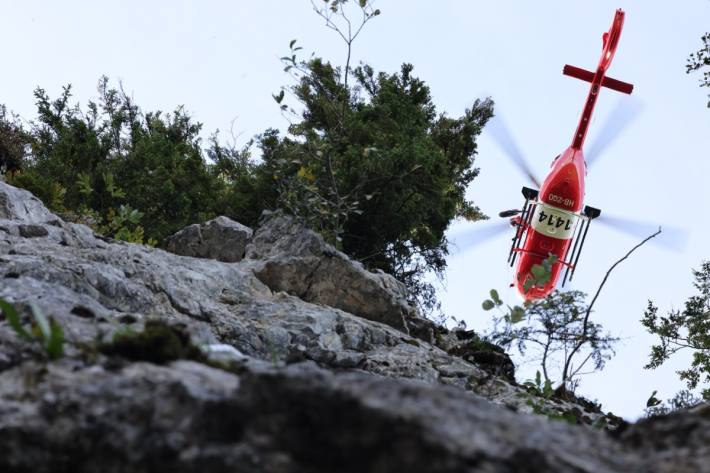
[449,221,511,254]
[586,96,643,168]
[596,214,688,252]
[486,114,542,188]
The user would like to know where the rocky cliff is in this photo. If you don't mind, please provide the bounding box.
[0,180,708,473]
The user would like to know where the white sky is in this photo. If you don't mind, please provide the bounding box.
[3,0,710,419]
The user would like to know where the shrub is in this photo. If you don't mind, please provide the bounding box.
[642,261,710,401]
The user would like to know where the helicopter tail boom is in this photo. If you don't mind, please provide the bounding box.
[569,9,632,150]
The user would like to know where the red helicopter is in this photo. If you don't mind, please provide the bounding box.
[495,9,634,300]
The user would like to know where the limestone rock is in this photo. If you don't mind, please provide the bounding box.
[0,180,708,472]
[245,211,421,334]
[0,184,525,412]
[446,329,516,382]
[0,359,641,473]
[0,181,59,223]
[616,403,710,473]
[164,216,253,262]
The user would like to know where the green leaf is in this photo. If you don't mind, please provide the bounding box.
[103,172,126,198]
[482,300,495,311]
[289,39,297,49]
[543,378,553,397]
[510,306,525,324]
[129,211,142,224]
[45,317,65,360]
[0,298,31,339]
[373,8,381,15]
[359,0,367,7]
[490,289,501,306]
[531,264,546,279]
[273,90,285,104]
[76,172,93,196]
[523,279,534,293]
[646,390,662,407]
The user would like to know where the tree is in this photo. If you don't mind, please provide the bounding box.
[9,77,222,242]
[0,105,28,175]
[687,33,710,107]
[487,290,618,389]
[205,133,269,229]
[482,230,659,390]
[642,261,710,401]
[263,60,492,314]
[256,1,493,315]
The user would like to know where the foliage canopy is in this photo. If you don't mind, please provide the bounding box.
[687,32,710,107]
[486,289,618,389]
[8,78,221,243]
[642,261,710,401]
[261,57,493,313]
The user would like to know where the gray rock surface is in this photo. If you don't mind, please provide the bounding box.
[0,179,708,473]
[164,215,253,262]
[244,211,422,334]
[0,359,638,473]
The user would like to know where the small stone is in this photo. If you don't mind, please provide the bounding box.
[18,224,49,238]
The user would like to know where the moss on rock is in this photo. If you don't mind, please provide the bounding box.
[99,320,206,365]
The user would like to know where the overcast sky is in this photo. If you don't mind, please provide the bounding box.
[3,0,710,419]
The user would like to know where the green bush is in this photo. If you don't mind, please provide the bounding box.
[642,261,710,401]
[0,105,29,175]
[9,78,223,243]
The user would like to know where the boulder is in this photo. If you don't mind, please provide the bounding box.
[245,211,421,334]
[0,181,59,223]
[164,216,252,262]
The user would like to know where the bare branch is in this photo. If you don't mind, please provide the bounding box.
[568,351,595,379]
[561,227,662,384]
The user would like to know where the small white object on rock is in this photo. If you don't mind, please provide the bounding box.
[201,343,249,363]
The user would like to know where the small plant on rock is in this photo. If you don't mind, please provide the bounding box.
[644,389,704,417]
[0,298,64,360]
[99,319,205,364]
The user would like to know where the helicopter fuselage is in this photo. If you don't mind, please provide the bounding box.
[514,147,585,299]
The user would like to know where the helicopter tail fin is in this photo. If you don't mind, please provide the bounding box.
[563,64,634,94]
